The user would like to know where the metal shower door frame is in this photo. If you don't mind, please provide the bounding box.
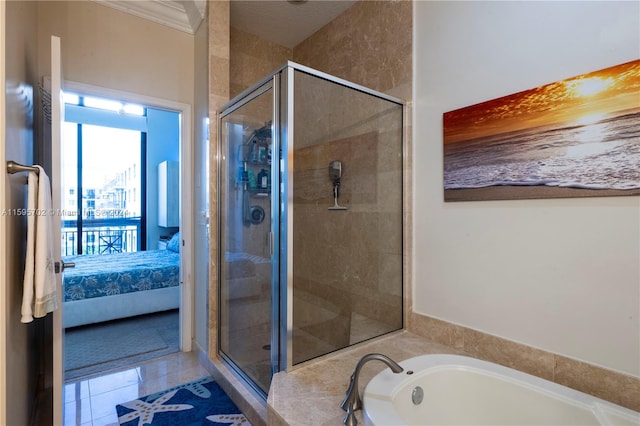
[217,77,277,399]
[278,63,405,373]
[218,60,406,389]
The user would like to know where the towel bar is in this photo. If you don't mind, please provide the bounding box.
[6,160,39,175]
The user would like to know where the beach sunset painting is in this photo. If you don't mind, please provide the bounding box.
[443,59,640,201]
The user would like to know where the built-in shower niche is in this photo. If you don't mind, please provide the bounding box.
[219,63,403,397]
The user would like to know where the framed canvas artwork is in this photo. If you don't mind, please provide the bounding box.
[443,60,640,201]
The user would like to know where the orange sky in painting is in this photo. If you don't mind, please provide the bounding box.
[443,59,640,144]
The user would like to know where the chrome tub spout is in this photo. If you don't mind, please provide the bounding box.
[340,353,404,425]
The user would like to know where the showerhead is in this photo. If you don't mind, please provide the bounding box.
[329,161,342,183]
[328,160,348,211]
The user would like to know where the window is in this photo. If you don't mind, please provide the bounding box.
[61,94,147,256]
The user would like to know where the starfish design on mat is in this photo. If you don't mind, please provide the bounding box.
[206,414,251,425]
[144,377,212,401]
[117,390,193,426]
[179,377,213,398]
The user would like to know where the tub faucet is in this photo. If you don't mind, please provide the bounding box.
[340,353,404,425]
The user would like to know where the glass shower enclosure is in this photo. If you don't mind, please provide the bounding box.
[218,62,404,397]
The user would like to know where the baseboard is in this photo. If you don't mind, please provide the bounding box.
[408,311,640,412]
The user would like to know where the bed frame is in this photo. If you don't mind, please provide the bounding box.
[62,242,181,329]
[63,286,179,328]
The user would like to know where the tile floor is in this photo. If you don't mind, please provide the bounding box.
[63,351,210,426]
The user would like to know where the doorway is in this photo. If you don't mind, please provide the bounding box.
[58,88,190,381]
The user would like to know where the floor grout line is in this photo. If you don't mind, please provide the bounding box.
[65,351,202,426]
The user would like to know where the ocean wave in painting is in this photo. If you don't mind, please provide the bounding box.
[443,110,640,191]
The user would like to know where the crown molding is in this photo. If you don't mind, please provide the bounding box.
[93,0,205,35]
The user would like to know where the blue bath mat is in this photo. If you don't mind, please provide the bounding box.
[116,376,251,425]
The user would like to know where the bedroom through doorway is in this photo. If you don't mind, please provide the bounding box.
[60,92,182,381]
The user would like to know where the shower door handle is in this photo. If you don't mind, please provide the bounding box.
[268,231,274,257]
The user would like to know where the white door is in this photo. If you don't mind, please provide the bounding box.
[50,34,65,426]
[0,3,7,424]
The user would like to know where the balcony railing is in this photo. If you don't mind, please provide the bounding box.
[62,217,141,256]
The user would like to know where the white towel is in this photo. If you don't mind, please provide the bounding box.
[21,170,38,322]
[21,166,58,323]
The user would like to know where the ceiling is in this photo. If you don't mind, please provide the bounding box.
[94,0,357,48]
[93,0,208,34]
[230,1,356,48]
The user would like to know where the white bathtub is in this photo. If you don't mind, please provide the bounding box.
[362,354,639,426]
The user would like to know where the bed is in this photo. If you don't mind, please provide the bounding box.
[62,233,181,328]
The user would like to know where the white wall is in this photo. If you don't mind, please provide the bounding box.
[2,1,41,424]
[146,107,180,248]
[413,1,639,376]
[36,0,195,251]
[193,15,209,352]
[37,1,194,107]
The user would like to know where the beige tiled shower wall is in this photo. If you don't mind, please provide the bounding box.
[289,0,413,361]
[290,71,404,362]
[230,28,292,99]
[226,24,292,261]
[225,0,413,364]
[229,0,413,104]
[208,5,268,424]
[292,0,413,101]
[208,0,230,359]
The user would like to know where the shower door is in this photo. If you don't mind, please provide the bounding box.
[219,80,277,395]
[285,67,404,367]
[219,62,405,396]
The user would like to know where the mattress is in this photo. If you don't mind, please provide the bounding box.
[62,249,180,302]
